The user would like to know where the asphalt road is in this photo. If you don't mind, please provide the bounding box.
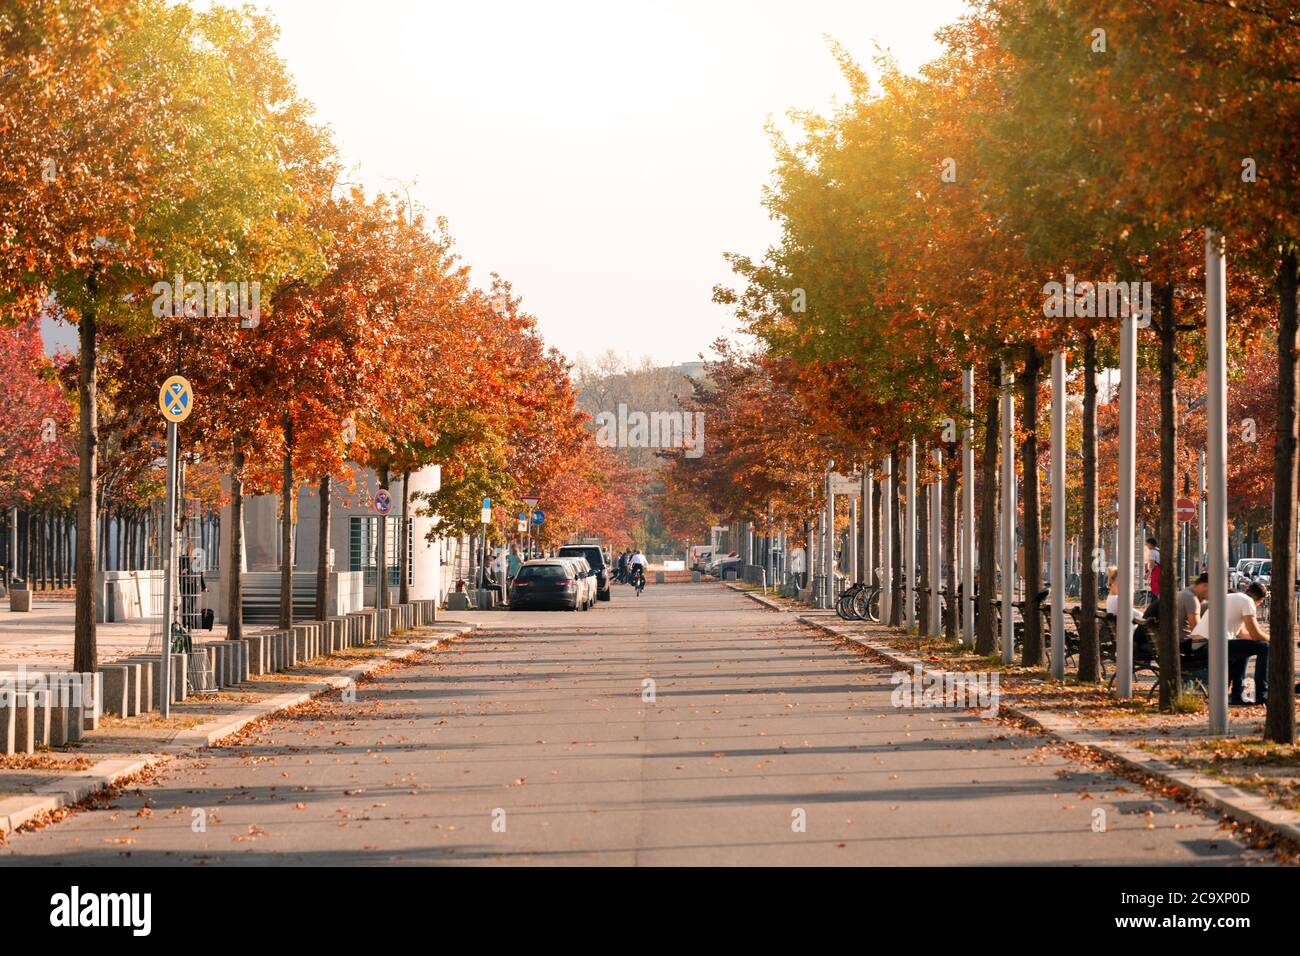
[0,582,1268,865]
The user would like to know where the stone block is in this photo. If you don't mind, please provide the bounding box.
[98,664,130,718]
[47,701,70,747]
[13,692,39,753]
[9,587,31,612]
[0,697,15,755]
[81,671,103,730]
[171,653,188,702]
[30,689,53,746]
[244,634,266,675]
[124,658,158,712]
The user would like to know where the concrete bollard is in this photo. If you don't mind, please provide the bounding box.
[12,693,38,753]
[244,634,266,676]
[171,653,188,702]
[0,696,15,755]
[120,663,142,716]
[81,671,103,730]
[124,658,158,712]
[30,689,53,746]
[98,665,131,718]
[210,645,225,686]
[64,696,84,743]
[47,700,71,747]
[232,640,249,683]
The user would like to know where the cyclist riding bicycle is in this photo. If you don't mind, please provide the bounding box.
[629,549,647,591]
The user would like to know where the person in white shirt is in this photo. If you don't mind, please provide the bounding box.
[1191,580,1269,705]
[789,546,807,589]
[628,549,647,588]
[1105,566,1143,622]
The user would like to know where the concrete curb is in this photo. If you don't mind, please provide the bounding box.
[726,582,786,612]
[0,622,477,837]
[0,755,166,837]
[789,610,1300,849]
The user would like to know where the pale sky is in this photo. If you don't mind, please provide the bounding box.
[45,1,971,364]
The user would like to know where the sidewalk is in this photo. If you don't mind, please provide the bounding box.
[0,618,477,837]
[0,598,229,671]
[728,582,1300,855]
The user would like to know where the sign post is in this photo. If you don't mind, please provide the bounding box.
[157,375,194,719]
[375,488,392,610]
[1206,228,1229,735]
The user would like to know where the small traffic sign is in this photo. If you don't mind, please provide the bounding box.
[531,509,544,525]
[1176,497,1196,523]
[522,495,540,509]
[158,375,194,423]
[374,489,392,515]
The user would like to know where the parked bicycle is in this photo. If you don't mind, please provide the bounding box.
[835,580,881,622]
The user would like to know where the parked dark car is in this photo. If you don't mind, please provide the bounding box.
[509,560,582,611]
[557,544,611,601]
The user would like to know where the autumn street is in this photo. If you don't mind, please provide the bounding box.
[0,583,1268,865]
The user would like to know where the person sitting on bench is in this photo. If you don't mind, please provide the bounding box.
[1191,579,1269,705]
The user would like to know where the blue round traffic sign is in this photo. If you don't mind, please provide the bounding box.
[531,509,544,525]
[375,489,392,515]
[159,375,194,423]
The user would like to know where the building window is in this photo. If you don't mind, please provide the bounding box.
[349,516,413,586]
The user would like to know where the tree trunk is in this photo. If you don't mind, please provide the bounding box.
[1156,284,1182,710]
[873,471,882,582]
[1079,333,1101,682]
[228,447,245,639]
[399,468,411,605]
[976,361,1000,656]
[74,296,97,672]
[376,464,390,610]
[278,416,294,630]
[315,474,332,621]
[1267,249,1299,743]
[945,442,958,644]
[1020,344,1044,667]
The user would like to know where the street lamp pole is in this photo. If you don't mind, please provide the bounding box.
[962,368,975,646]
[1000,364,1016,665]
[1206,228,1230,734]
[905,441,917,631]
[1051,350,1067,680]
[1116,309,1138,698]
[929,448,942,638]
[882,456,893,623]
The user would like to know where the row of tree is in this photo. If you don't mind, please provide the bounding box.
[660,0,1299,742]
[1,0,638,667]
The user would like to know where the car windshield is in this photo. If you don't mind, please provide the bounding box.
[559,546,605,569]
[517,565,567,580]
